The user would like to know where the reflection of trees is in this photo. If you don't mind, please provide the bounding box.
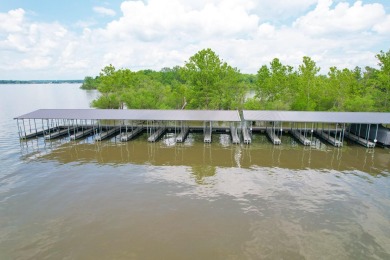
[190,165,216,185]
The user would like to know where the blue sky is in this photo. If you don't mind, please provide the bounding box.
[0,1,123,30]
[0,0,389,79]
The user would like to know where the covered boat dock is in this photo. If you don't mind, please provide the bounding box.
[15,109,241,144]
[242,110,390,147]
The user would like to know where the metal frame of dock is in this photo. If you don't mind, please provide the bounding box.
[242,110,390,147]
[15,109,241,144]
[14,109,390,147]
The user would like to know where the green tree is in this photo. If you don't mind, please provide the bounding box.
[255,58,295,110]
[374,50,390,111]
[92,65,136,109]
[80,76,99,90]
[292,56,320,111]
[182,48,223,109]
[182,48,241,109]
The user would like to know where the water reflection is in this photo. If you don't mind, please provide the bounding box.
[19,133,390,175]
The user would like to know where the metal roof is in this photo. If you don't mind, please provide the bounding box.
[243,110,390,124]
[15,109,241,122]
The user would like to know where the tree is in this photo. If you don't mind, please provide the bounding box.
[181,48,241,109]
[375,50,390,111]
[292,56,320,111]
[255,58,295,110]
[92,65,136,109]
[182,48,223,109]
[80,76,99,90]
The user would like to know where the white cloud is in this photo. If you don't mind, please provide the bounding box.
[294,0,386,35]
[0,8,25,33]
[373,15,390,34]
[93,6,116,16]
[104,0,259,42]
[0,0,390,80]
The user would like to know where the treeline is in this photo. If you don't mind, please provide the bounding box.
[82,48,390,112]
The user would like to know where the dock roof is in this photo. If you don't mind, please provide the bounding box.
[15,109,241,122]
[243,110,390,124]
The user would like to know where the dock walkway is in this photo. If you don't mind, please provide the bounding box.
[95,127,120,141]
[315,130,342,147]
[20,129,45,139]
[242,127,251,144]
[266,128,281,145]
[45,127,76,140]
[120,126,143,142]
[345,131,375,148]
[204,127,212,143]
[176,127,189,143]
[230,126,240,144]
[70,127,94,140]
[148,127,166,142]
[291,130,311,146]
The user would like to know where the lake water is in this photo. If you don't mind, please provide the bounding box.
[0,84,389,259]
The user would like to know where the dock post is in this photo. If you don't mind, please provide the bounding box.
[366,124,371,147]
[16,119,21,139]
[47,119,51,138]
[67,119,70,139]
[358,124,362,139]
[22,119,27,139]
[374,124,379,144]
[280,122,283,140]
[120,120,123,138]
[34,119,37,137]
[114,120,117,143]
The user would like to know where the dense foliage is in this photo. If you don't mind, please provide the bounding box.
[84,48,390,112]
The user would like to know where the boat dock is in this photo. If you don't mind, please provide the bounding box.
[95,127,120,141]
[148,127,166,142]
[176,126,189,143]
[204,126,212,143]
[45,127,77,140]
[242,127,251,144]
[230,126,240,144]
[315,130,342,147]
[291,130,312,146]
[70,127,94,140]
[14,109,390,148]
[120,126,143,142]
[344,132,375,148]
[266,128,281,145]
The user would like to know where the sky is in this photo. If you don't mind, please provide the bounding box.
[0,0,389,80]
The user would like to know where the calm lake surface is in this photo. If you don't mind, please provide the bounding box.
[0,84,390,259]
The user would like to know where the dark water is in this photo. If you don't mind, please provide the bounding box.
[0,84,390,259]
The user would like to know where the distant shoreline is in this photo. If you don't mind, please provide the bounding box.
[0,80,83,84]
